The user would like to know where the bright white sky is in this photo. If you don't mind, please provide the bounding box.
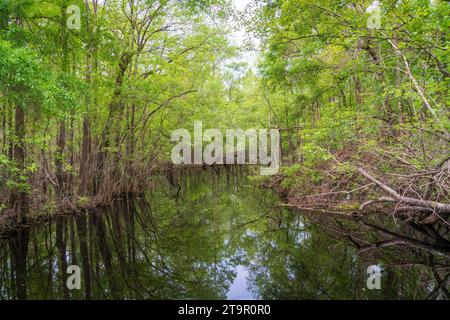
[233,0,251,11]
[230,0,258,69]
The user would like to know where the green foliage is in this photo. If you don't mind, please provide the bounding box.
[244,0,449,181]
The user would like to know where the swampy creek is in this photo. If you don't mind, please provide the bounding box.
[0,167,444,299]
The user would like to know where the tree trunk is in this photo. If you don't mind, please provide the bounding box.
[55,1,69,198]
[10,105,28,219]
[95,52,133,194]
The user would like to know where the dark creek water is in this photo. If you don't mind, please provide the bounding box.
[0,167,446,299]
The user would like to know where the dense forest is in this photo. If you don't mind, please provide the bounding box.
[0,0,448,300]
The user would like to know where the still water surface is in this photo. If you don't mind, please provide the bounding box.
[0,167,444,299]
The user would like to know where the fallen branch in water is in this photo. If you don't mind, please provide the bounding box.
[357,167,450,214]
[359,196,397,211]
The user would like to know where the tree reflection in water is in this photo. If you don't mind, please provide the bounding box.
[0,167,448,299]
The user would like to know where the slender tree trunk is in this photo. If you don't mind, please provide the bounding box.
[55,120,66,197]
[55,1,69,198]
[10,105,28,219]
[387,39,438,122]
[80,0,95,196]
